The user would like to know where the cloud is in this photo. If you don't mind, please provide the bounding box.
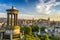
[0,4,10,8]
[0,12,60,21]
[36,0,60,15]
[0,3,11,12]
[0,12,40,19]
[0,13,7,18]
[0,4,7,7]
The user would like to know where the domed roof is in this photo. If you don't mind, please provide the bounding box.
[6,6,19,12]
[11,6,16,9]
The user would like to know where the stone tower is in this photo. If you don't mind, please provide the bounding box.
[6,6,19,28]
[4,6,20,40]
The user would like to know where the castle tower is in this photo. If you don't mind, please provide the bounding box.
[6,6,19,28]
[47,17,50,25]
[48,17,50,21]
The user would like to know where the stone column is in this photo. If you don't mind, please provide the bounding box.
[12,14,14,26]
[16,14,18,25]
[14,14,15,26]
[11,14,13,28]
[14,14,16,26]
[7,14,9,26]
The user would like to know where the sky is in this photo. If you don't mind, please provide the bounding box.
[0,0,60,21]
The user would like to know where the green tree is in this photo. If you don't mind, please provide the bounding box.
[24,26,40,40]
[43,34,50,40]
[25,34,40,40]
[40,34,50,40]
[50,34,60,40]
[24,26,32,35]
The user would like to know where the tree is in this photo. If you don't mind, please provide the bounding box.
[25,34,40,40]
[24,26,32,35]
[43,34,50,40]
[24,26,40,40]
[49,34,60,40]
[40,34,50,40]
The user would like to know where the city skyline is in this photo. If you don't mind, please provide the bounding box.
[0,0,60,21]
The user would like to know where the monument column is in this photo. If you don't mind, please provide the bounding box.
[16,14,18,25]
[7,14,10,26]
[14,14,18,26]
[14,14,16,26]
[11,14,13,28]
[6,6,20,40]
